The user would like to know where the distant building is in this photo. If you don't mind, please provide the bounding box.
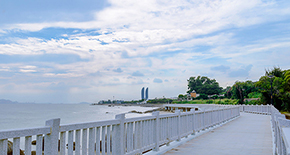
[141,87,145,100]
[145,87,148,100]
[189,90,200,98]
[190,90,197,98]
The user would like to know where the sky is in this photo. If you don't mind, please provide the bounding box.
[0,0,290,103]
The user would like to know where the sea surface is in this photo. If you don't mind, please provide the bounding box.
[0,104,158,131]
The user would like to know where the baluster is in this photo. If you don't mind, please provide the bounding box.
[133,122,138,150]
[106,126,111,154]
[96,127,101,155]
[36,135,43,155]
[0,139,8,155]
[68,131,74,155]
[82,128,88,155]
[152,111,160,151]
[75,129,81,155]
[176,110,181,141]
[88,128,96,155]
[13,137,20,155]
[102,126,106,155]
[25,136,32,155]
[59,132,66,155]
[127,122,133,152]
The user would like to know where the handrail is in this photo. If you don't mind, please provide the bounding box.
[0,105,240,155]
[0,126,50,139]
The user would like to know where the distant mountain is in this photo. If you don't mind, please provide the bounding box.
[0,99,19,104]
[0,99,91,104]
[79,102,91,104]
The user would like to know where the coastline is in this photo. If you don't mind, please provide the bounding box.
[95,103,169,114]
[95,103,164,108]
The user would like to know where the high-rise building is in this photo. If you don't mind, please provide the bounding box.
[141,87,145,100]
[145,87,148,100]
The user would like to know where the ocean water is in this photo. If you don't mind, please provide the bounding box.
[0,104,158,131]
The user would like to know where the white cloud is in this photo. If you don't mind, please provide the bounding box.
[0,67,10,72]
[21,65,37,69]
[1,0,290,102]
[1,0,289,60]
[19,69,37,73]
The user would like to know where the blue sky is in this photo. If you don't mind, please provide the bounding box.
[0,0,290,103]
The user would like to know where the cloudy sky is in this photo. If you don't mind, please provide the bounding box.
[0,0,289,103]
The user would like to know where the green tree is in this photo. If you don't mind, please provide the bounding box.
[229,80,259,104]
[224,86,232,99]
[196,94,209,100]
[256,67,290,111]
[231,81,245,104]
[178,94,184,99]
[187,76,222,95]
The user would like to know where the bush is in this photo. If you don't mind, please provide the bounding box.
[245,99,261,105]
[218,96,225,99]
[248,92,261,98]
[211,95,219,99]
[196,94,208,100]
[220,99,239,105]
[206,100,214,104]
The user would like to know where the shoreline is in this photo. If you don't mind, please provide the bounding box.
[96,103,170,114]
[95,103,165,108]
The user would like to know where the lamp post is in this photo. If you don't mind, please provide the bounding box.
[268,75,274,105]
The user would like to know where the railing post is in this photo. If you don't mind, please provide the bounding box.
[218,107,221,124]
[211,108,214,127]
[251,105,253,113]
[152,111,160,151]
[222,107,225,122]
[114,114,125,155]
[202,110,206,130]
[190,109,195,135]
[44,118,60,155]
[243,105,245,112]
[175,110,181,141]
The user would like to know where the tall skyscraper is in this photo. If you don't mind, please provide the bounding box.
[145,87,148,100]
[141,87,145,100]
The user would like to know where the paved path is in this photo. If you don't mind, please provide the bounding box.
[164,112,273,155]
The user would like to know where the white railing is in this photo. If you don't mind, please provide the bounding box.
[241,104,290,155]
[242,104,272,115]
[270,106,290,155]
[0,105,240,155]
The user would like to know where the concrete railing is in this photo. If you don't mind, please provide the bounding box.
[0,105,240,155]
[270,106,290,155]
[240,104,290,155]
[241,104,272,115]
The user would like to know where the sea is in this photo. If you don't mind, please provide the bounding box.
[0,104,158,131]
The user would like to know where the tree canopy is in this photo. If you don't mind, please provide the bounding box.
[185,67,290,111]
[228,80,258,104]
[187,76,222,95]
[256,67,290,111]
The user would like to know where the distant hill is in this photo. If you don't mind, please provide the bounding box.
[0,99,91,104]
[0,99,19,104]
[79,102,91,104]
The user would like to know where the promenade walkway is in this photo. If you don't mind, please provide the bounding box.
[164,112,273,155]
